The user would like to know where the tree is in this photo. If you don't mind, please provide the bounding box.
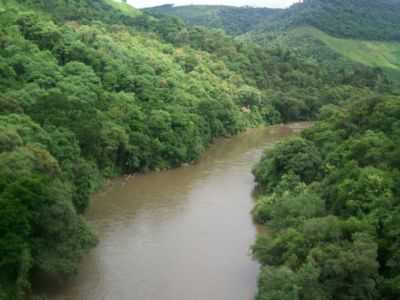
[253,137,323,192]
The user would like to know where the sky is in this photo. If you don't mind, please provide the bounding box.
[129,0,298,9]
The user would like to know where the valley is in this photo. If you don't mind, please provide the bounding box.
[0,0,399,299]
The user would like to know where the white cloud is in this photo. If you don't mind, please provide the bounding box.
[129,0,298,9]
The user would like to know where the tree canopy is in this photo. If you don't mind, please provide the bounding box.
[253,96,400,300]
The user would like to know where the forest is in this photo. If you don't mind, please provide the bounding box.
[150,0,400,41]
[148,0,400,81]
[273,0,400,41]
[0,0,399,299]
[252,95,400,300]
[145,4,281,36]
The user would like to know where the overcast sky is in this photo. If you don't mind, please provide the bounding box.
[129,0,298,8]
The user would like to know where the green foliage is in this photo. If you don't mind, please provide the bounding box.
[278,27,400,81]
[252,96,400,299]
[0,158,96,299]
[145,4,280,36]
[284,0,400,41]
[103,0,141,17]
[253,182,325,229]
[0,0,396,298]
[146,1,400,42]
[151,2,400,82]
[253,137,323,192]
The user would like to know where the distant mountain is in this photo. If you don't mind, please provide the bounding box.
[144,4,281,35]
[263,26,400,81]
[147,0,400,41]
[146,1,400,80]
[255,0,400,41]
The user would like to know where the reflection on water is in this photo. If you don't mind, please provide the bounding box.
[40,123,307,300]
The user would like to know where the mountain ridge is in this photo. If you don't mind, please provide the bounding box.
[144,4,281,35]
[146,0,400,41]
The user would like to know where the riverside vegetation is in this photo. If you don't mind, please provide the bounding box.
[0,0,398,299]
[252,96,400,300]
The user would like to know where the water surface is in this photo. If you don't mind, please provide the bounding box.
[44,123,306,300]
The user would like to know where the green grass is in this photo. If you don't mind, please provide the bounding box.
[292,27,400,78]
[104,0,141,17]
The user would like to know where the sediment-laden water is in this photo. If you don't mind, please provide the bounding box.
[42,123,307,300]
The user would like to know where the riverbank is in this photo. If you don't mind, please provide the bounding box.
[252,97,400,299]
[35,124,304,300]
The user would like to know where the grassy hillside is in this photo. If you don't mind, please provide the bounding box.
[103,0,141,17]
[252,0,400,41]
[289,27,400,80]
[247,25,400,82]
[300,27,400,70]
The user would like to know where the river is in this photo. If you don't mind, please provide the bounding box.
[42,123,307,300]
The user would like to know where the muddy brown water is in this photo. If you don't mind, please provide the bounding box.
[40,123,308,300]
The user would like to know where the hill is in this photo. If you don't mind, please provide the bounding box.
[252,26,400,81]
[103,0,142,17]
[145,4,280,35]
[289,27,400,69]
[147,1,400,42]
[146,2,400,81]
[266,0,400,41]
[294,27,400,79]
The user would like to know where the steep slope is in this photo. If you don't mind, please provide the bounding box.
[293,27,400,79]
[104,0,142,17]
[251,26,400,81]
[264,0,400,41]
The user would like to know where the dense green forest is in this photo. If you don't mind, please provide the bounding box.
[0,0,398,299]
[248,1,400,298]
[252,95,400,299]
[145,4,280,36]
